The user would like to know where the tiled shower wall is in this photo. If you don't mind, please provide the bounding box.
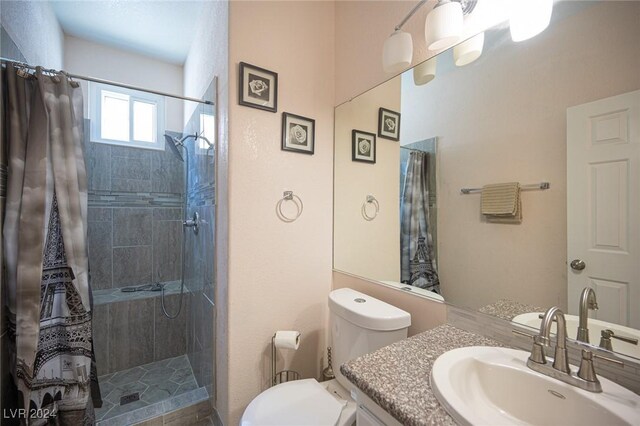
[92,292,187,376]
[85,124,185,290]
[84,123,190,376]
[184,80,216,396]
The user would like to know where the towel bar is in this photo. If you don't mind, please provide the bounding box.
[460,182,550,194]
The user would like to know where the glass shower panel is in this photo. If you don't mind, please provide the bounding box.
[183,80,217,399]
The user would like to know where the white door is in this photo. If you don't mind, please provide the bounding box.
[567,90,640,329]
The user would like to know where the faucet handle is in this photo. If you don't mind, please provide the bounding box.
[610,333,639,345]
[599,329,639,351]
[512,329,547,364]
[578,350,601,392]
[593,352,624,367]
[578,349,624,392]
[578,350,624,374]
[511,329,550,346]
[578,350,598,382]
[538,313,558,322]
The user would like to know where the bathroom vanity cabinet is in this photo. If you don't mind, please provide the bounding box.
[355,389,402,426]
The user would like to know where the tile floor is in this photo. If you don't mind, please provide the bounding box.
[96,355,199,422]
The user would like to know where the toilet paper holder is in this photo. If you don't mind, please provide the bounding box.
[271,333,301,387]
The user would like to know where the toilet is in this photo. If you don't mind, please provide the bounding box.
[241,288,411,426]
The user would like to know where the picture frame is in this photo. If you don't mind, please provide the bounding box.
[352,130,376,163]
[238,62,278,112]
[282,112,315,155]
[378,107,401,141]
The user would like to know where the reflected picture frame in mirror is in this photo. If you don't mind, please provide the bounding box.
[352,130,377,163]
[378,107,401,141]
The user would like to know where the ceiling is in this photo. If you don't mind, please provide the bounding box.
[50,0,206,64]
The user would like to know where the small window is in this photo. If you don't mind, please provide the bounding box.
[199,112,215,150]
[89,82,165,150]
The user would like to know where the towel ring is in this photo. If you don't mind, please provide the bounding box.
[361,195,379,221]
[276,191,304,223]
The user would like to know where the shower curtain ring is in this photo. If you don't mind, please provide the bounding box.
[362,195,379,221]
[61,71,80,88]
[276,191,303,222]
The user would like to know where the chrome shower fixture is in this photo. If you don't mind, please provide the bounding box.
[164,134,185,161]
[164,132,214,162]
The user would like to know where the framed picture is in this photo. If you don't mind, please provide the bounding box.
[378,107,401,141]
[239,62,278,112]
[352,130,376,163]
[282,112,315,155]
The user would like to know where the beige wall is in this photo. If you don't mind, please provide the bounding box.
[334,76,401,282]
[226,2,335,424]
[399,1,640,311]
[335,0,431,105]
[64,36,184,133]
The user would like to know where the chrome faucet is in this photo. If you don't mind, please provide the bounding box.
[528,306,570,373]
[515,306,624,393]
[577,287,598,343]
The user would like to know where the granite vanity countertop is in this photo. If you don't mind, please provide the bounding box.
[340,324,503,426]
[478,299,543,321]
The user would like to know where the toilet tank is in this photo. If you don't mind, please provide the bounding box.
[329,288,411,392]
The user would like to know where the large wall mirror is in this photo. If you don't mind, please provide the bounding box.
[334,0,640,360]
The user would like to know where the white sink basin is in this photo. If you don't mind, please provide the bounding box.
[512,312,640,359]
[431,346,640,426]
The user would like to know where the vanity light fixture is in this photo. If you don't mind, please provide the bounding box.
[383,29,414,74]
[509,0,553,42]
[425,0,464,51]
[413,56,437,85]
[453,31,484,66]
[383,0,476,74]
[383,0,553,74]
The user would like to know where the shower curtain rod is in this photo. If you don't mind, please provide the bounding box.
[0,57,213,105]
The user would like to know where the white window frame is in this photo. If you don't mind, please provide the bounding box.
[198,111,216,153]
[89,82,165,150]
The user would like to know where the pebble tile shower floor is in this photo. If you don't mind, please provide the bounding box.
[96,355,199,421]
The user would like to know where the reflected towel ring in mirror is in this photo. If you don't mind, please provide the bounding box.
[276,191,304,223]
[362,195,380,221]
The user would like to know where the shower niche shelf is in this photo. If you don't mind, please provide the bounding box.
[93,280,189,305]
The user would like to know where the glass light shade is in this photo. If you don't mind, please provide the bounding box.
[382,30,413,74]
[413,57,437,86]
[453,32,485,66]
[510,0,553,42]
[425,1,464,51]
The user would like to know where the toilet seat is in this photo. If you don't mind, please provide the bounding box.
[241,378,354,426]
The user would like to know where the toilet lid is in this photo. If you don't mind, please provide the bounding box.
[241,379,346,426]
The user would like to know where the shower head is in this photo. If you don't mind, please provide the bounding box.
[164,134,185,162]
[164,132,214,162]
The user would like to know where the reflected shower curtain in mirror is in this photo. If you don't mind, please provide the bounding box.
[400,151,440,294]
[3,64,100,424]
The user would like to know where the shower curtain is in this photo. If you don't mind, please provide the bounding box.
[3,64,100,425]
[400,151,440,294]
